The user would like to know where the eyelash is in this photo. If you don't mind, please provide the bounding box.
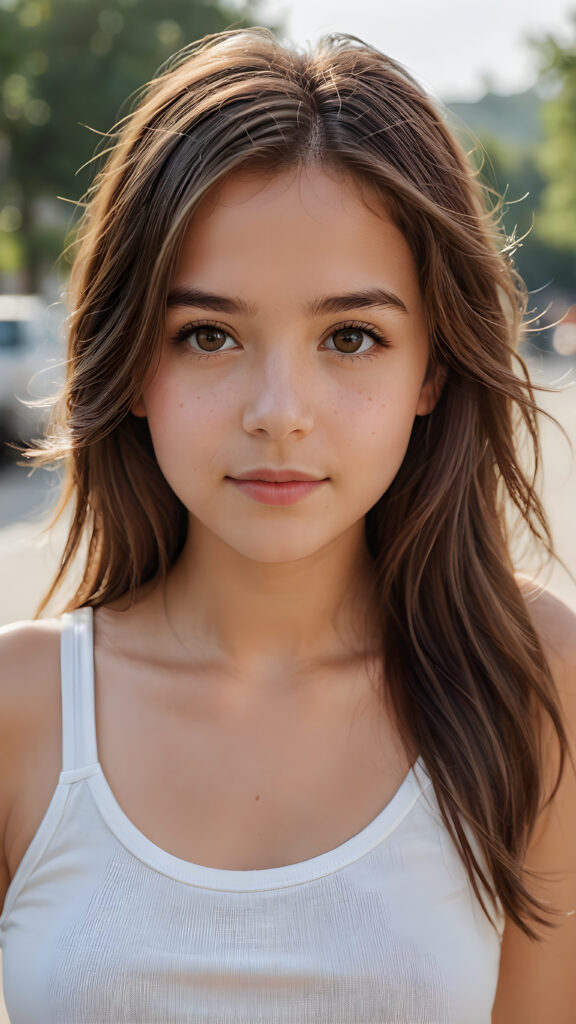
[170,319,391,362]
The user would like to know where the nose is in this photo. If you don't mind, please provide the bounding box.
[241,347,315,439]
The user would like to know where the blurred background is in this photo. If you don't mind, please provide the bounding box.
[0,2,575,1017]
[0,0,575,630]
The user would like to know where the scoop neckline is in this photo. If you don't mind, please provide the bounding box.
[87,758,430,891]
[72,606,431,892]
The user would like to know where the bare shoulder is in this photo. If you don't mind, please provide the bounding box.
[515,575,576,821]
[515,575,576,692]
[0,619,63,805]
[515,575,576,807]
[0,618,63,775]
[0,617,63,707]
[0,618,63,907]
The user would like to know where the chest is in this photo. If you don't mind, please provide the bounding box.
[1,778,503,1024]
[94,650,412,870]
[1,618,504,1024]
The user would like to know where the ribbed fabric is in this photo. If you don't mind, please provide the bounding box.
[0,608,504,1023]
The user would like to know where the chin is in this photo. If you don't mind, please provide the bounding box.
[220,527,338,565]
[230,541,327,565]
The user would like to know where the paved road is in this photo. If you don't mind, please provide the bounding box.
[0,355,574,1020]
[0,458,69,624]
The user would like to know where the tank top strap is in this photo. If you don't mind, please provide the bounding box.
[60,607,99,774]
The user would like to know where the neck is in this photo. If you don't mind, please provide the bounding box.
[163,517,379,682]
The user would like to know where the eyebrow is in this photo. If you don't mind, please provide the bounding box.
[166,286,409,317]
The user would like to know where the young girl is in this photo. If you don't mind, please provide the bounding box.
[0,27,574,1024]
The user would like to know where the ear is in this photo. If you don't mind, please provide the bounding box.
[130,395,147,418]
[416,362,447,416]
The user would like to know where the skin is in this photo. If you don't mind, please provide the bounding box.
[132,164,443,681]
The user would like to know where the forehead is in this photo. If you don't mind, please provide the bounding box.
[187,163,396,240]
[171,164,422,307]
[191,162,384,218]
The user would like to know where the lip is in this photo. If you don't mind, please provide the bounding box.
[229,468,327,483]
[227,478,326,506]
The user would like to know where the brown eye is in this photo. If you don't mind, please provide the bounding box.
[194,327,228,351]
[331,327,365,353]
[323,324,388,359]
[171,321,237,355]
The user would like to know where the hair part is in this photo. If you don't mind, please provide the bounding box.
[28,27,568,940]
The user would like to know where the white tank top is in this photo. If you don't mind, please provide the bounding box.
[0,608,504,1023]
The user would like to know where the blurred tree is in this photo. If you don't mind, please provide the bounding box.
[448,41,576,347]
[472,133,574,300]
[0,0,275,290]
[447,99,560,299]
[533,12,576,259]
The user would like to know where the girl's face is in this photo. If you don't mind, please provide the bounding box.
[133,165,442,564]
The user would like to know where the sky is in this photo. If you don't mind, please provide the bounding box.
[247,0,576,100]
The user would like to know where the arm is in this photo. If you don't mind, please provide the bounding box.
[492,585,576,1024]
[0,619,62,916]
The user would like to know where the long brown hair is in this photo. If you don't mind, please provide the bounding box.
[29,27,567,940]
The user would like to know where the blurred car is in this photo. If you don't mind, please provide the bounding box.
[0,294,64,448]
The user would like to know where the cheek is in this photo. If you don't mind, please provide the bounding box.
[335,382,420,450]
[145,376,224,445]
[332,383,422,508]
[141,381,207,488]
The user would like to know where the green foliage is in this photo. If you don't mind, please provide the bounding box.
[0,0,275,285]
[0,226,23,273]
[447,62,576,312]
[468,133,574,297]
[533,13,576,252]
[446,105,568,301]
